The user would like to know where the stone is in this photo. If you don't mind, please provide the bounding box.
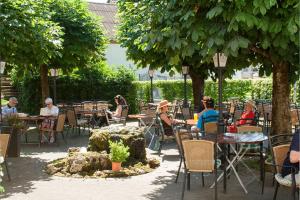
[148,158,160,169]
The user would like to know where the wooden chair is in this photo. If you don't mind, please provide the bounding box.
[105,105,129,126]
[181,140,218,200]
[237,125,263,133]
[66,109,89,135]
[0,134,11,181]
[40,114,67,144]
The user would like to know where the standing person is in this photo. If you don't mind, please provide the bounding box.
[2,97,18,117]
[40,97,59,143]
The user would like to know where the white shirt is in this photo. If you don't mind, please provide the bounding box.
[40,106,59,116]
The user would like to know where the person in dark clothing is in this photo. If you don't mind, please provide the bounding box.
[281,130,300,183]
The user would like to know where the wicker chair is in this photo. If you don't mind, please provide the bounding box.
[40,114,67,144]
[105,105,129,126]
[174,130,193,183]
[0,134,11,181]
[181,140,218,200]
[66,109,89,135]
[266,134,299,200]
[237,125,263,133]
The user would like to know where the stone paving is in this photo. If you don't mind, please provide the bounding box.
[0,122,290,200]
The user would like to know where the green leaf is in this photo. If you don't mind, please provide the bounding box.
[206,6,223,19]
[191,31,198,42]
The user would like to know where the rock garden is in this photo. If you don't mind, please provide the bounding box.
[46,126,160,178]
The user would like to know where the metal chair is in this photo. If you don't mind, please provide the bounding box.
[0,134,11,181]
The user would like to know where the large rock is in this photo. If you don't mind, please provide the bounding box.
[88,126,146,162]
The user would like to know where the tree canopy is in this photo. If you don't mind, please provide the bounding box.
[118,0,300,134]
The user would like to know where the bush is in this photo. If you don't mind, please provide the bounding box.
[11,63,137,114]
[109,140,130,163]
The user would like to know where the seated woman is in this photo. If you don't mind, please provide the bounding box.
[40,97,59,143]
[107,95,127,119]
[281,130,300,184]
[157,100,183,136]
[228,100,256,133]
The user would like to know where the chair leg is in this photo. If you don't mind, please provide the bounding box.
[175,157,183,183]
[181,170,187,200]
[4,160,11,181]
[187,172,191,191]
[261,167,265,194]
[202,173,205,187]
[273,181,279,200]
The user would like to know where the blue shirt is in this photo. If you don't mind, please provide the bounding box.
[196,109,219,130]
[2,105,18,116]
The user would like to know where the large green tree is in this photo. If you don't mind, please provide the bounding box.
[0,0,106,101]
[118,0,299,134]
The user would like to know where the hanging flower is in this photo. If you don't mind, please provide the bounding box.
[0,155,4,193]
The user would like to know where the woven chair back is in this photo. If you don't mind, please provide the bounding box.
[273,144,290,173]
[182,140,215,172]
[0,134,10,157]
[204,122,218,135]
[175,131,193,154]
[237,125,262,133]
[82,101,94,111]
[56,114,66,132]
[121,105,129,118]
[67,110,77,127]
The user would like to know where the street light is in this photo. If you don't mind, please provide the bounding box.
[0,61,6,122]
[50,68,59,104]
[148,68,155,103]
[213,52,227,195]
[182,65,189,107]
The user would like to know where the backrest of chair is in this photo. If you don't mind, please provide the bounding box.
[181,106,192,120]
[67,109,77,126]
[156,113,165,136]
[237,125,262,133]
[82,101,94,111]
[56,114,66,132]
[96,102,109,110]
[182,140,215,172]
[121,105,129,118]
[0,134,10,157]
[273,144,290,173]
[175,130,193,154]
[204,122,218,135]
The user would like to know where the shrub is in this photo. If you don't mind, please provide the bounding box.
[109,140,130,163]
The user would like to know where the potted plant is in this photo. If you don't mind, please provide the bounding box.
[109,140,130,171]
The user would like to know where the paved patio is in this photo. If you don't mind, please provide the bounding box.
[0,122,290,200]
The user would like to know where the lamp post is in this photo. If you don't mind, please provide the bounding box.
[148,68,155,103]
[213,52,228,195]
[0,61,6,122]
[50,68,59,104]
[182,65,189,107]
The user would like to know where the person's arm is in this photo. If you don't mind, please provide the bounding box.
[160,113,172,126]
[289,132,300,163]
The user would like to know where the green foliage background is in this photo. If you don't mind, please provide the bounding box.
[11,63,136,114]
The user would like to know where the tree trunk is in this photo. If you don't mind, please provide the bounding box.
[189,69,205,113]
[40,64,49,103]
[271,61,291,135]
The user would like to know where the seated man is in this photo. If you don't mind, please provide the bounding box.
[2,97,18,117]
[281,130,300,184]
[193,96,219,132]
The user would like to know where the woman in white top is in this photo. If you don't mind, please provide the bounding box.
[111,95,127,118]
[40,98,59,143]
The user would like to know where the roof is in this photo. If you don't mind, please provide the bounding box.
[88,2,118,41]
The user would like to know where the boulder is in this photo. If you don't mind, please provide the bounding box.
[88,126,146,162]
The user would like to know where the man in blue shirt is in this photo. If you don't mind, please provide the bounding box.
[195,96,219,131]
[2,97,18,117]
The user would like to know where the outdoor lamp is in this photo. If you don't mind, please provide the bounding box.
[0,61,6,74]
[213,53,228,68]
[148,68,155,103]
[182,65,189,75]
[50,68,59,77]
[182,65,189,107]
[148,69,154,78]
